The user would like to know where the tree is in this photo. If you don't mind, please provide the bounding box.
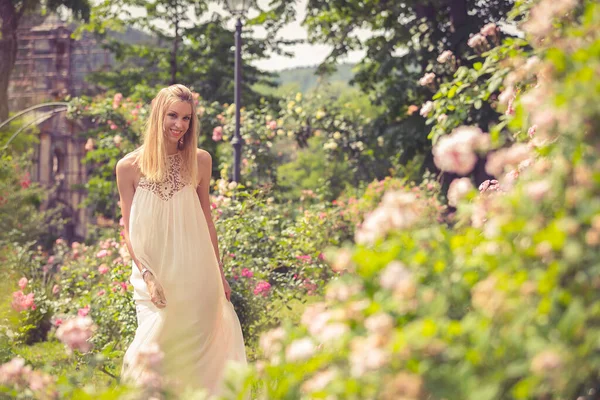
[82,0,297,104]
[258,0,515,161]
[0,0,91,122]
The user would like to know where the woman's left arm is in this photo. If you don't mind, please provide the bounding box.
[196,149,223,277]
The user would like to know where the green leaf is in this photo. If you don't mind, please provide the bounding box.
[448,86,457,99]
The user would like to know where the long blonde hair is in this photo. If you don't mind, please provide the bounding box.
[137,84,199,184]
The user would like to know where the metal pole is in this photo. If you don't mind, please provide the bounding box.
[232,17,243,184]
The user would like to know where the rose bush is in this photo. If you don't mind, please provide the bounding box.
[226,2,600,399]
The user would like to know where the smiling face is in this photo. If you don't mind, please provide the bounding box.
[163,100,192,148]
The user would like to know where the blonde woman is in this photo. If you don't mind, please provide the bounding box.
[116,84,247,394]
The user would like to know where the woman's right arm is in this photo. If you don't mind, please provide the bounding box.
[115,157,144,274]
[116,156,167,308]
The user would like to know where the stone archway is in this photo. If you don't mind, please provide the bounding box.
[33,110,89,241]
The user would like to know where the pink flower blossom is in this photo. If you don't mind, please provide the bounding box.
[498,86,516,105]
[485,144,531,177]
[253,281,271,297]
[28,370,54,392]
[78,305,90,317]
[355,191,424,244]
[447,178,474,207]
[54,318,63,326]
[96,250,109,258]
[0,357,31,387]
[212,126,223,142]
[419,101,433,117]
[11,291,35,312]
[52,284,60,295]
[110,123,118,130]
[480,23,498,37]
[296,255,312,262]
[528,125,537,138]
[120,282,128,291]
[98,264,109,274]
[84,138,95,151]
[97,289,106,296]
[478,179,500,194]
[437,50,453,64]
[418,72,436,87]
[113,134,122,146]
[55,316,96,353]
[268,120,277,130]
[467,33,488,50]
[20,177,31,189]
[432,126,486,176]
[531,350,562,375]
[525,180,551,201]
[18,277,28,290]
[241,268,253,278]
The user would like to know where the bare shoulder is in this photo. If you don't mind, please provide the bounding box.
[196,148,212,164]
[116,151,140,179]
[196,148,212,172]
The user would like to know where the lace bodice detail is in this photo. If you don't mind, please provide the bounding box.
[138,153,189,201]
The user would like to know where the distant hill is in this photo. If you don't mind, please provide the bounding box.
[273,63,355,93]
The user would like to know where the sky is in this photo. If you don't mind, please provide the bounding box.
[237,0,367,72]
[126,0,367,72]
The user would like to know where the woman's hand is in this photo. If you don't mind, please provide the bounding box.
[221,275,232,302]
[143,272,167,309]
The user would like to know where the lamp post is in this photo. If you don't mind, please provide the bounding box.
[224,0,251,184]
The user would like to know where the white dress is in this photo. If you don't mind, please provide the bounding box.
[122,152,247,395]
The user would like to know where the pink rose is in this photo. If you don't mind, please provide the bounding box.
[11,291,35,312]
[212,126,223,142]
[432,126,486,176]
[78,305,90,317]
[447,178,474,207]
[97,290,106,296]
[52,284,60,295]
[268,120,277,130]
[253,281,271,297]
[98,264,109,274]
[437,50,453,64]
[96,250,108,258]
[528,125,537,138]
[56,316,96,353]
[241,268,253,278]
[419,101,433,117]
[480,23,498,37]
[18,277,27,290]
[418,72,436,87]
